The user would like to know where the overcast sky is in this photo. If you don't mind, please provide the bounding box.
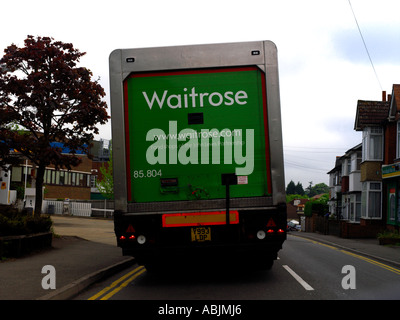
[1,0,400,189]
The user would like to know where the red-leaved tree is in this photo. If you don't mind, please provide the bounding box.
[0,35,109,216]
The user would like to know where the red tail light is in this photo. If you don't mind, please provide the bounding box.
[267,229,274,233]
[119,235,126,240]
[277,229,285,233]
[129,235,136,240]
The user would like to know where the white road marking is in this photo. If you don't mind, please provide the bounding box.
[283,265,314,291]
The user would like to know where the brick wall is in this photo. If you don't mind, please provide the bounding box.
[341,176,349,192]
[92,161,110,181]
[360,161,382,182]
[45,185,90,200]
[384,122,397,165]
[340,219,384,238]
[27,155,92,172]
[305,215,385,238]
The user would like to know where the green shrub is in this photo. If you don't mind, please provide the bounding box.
[0,214,24,235]
[0,207,52,236]
[377,229,400,239]
[304,200,329,217]
[25,215,52,234]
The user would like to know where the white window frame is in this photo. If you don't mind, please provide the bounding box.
[342,195,350,220]
[341,158,351,176]
[397,121,400,159]
[361,182,382,219]
[350,152,361,173]
[362,127,383,161]
[349,193,361,222]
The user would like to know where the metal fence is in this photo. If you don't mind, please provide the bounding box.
[43,200,63,215]
[43,200,114,217]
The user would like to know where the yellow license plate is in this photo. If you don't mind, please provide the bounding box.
[191,227,211,242]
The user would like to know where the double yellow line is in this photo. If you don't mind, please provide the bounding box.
[341,250,400,275]
[293,235,400,276]
[88,266,146,300]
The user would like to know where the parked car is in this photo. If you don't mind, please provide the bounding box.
[287,220,300,231]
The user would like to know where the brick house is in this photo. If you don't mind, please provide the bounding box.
[327,156,342,219]
[10,147,93,201]
[327,144,362,230]
[5,139,112,203]
[354,96,389,236]
[287,198,308,221]
[339,144,362,222]
[326,90,392,237]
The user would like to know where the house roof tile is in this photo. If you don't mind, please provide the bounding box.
[354,100,390,131]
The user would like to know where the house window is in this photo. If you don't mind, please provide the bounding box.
[42,169,89,188]
[65,172,71,185]
[341,158,351,176]
[362,127,383,161]
[90,175,96,188]
[397,122,400,159]
[355,193,361,221]
[59,171,65,185]
[348,193,361,222]
[342,196,350,220]
[351,152,361,172]
[11,167,22,182]
[71,172,76,186]
[361,182,381,219]
[51,170,56,184]
[44,170,52,184]
[78,173,84,186]
[389,187,396,221]
[334,171,341,186]
[397,187,400,224]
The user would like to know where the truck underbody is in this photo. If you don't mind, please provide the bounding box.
[114,204,286,270]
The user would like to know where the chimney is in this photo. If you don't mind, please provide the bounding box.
[382,90,386,102]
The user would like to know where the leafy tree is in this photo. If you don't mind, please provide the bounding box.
[0,36,109,216]
[286,180,305,196]
[286,180,296,194]
[305,181,313,196]
[295,182,305,195]
[286,193,309,203]
[305,182,329,197]
[96,147,113,199]
[311,183,329,196]
[304,196,329,217]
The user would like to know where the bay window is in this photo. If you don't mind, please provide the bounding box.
[350,152,361,172]
[362,127,383,161]
[361,182,381,219]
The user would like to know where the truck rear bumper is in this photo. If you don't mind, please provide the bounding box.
[114,205,287,268]
[121,239,285,266]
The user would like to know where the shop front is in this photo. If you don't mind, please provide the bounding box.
[382,164,400,228]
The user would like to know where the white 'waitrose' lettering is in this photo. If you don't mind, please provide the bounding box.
[142,87,248,110]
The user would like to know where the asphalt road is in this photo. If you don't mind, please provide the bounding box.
[52,215,116,245]
[74,234,400,301]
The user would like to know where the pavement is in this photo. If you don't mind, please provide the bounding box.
[0,215,135,300]
[1,215,400,300]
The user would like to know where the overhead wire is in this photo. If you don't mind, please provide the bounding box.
[283,145,343,172]
[347,0,383,91]
[284,160,330,173]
